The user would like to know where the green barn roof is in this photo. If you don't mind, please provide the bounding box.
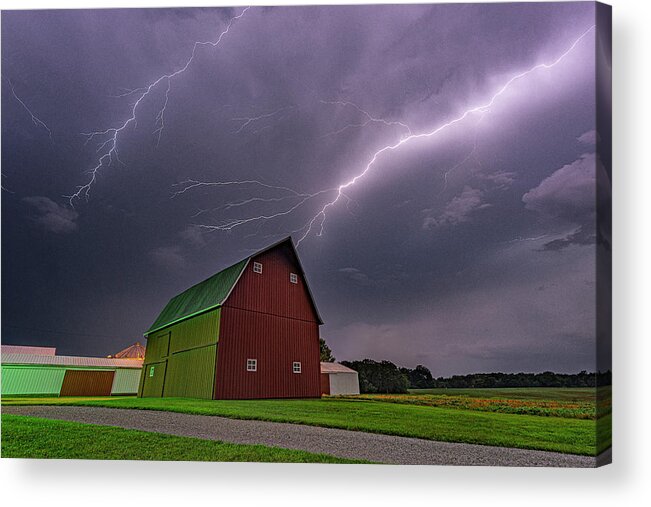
[146,258,248,335]
[145,236,323,336]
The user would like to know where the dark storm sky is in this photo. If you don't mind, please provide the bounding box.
[1,3,608,376]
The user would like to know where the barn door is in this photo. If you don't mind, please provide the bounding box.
[59,370,115,396]
[141,361,167,397]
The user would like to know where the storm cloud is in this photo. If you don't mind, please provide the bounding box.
[2,4,607,374]
[22,196,79,234]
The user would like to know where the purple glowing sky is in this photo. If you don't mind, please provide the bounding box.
[2,3,610,375]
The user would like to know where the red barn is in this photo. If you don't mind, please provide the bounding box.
[139,237,323,399]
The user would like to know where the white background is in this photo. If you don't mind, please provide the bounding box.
[1,0,649,504]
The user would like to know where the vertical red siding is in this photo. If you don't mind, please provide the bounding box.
[215,307,321,399]
[224,244,319,323]
[215,242,321,399]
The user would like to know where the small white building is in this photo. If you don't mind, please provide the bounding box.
[320,362,360,396]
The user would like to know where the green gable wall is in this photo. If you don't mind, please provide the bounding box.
[140,308,220,399]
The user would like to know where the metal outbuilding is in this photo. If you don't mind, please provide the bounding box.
[320,362,360,395]
[1,344,56,356]
[109,342,146,360]
[1,348,143,396]
[140,237,323,400]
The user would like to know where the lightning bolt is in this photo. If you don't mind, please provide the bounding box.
[191,188,334,232]
[1,173,14,193]
[172,25,594,247]
[6,78,53,142]
[437,113,485,197]
[507,234,550,244]
[171,178,307,199]
[319,99,412,138]
[65,6,251,206]
[173,178,324,220]
[231,106,294,134]
[294,25,596,246]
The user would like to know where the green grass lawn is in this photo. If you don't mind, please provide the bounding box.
[2,393,607,456]
[0,414,367,463]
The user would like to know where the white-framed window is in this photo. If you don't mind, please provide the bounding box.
[247,358,257,372]
[253,262,263,274]
[290,273,298,284]
[149,366,155,377]
[292,361,302,374]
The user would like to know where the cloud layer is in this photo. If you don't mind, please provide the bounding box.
[23,196,79,234]
[2,4,607,372]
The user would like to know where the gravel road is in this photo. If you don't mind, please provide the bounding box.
[3,405,608,467]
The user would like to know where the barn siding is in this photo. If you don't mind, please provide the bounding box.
[168,310,220,353]
[225,245,319,323]
[215,243,321,399]
[163,345,217,398]
[143,331,171,363]
[111,368,142,395]
[215,307,320,399]
[59,370,115,396]
[141,361,167,397]
[1,365,66,396]
[139,308,220,398]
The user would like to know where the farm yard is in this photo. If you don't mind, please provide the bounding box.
[1,414,366,463]
[2,386,611,463]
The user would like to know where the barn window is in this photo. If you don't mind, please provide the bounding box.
[293,361,302,374]
[253,262,263,274]
[290,273,298,284]
[149,366,155,377]
[247,359,257,372]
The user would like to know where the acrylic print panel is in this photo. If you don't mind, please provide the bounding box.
[1,2,611,467]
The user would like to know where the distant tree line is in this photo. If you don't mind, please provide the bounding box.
[340,359,611,393]
[340,359,409,393]
[419,369,612,389]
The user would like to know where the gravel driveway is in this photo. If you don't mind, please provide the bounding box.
[3,405,608,467]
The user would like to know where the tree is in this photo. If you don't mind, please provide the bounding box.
[319,337,335,362]
[400,364,435,389]
[341,359,409,394]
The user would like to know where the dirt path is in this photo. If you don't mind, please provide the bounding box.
[3,405,608,467]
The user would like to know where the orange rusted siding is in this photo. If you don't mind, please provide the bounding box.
[59,370,115,396]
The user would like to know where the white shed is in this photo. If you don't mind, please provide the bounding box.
[320,362,360,395]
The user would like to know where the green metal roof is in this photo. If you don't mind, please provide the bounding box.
[145,236,324,335]
[146,258,248,335]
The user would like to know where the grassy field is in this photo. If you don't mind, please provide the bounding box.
[408,387,606,402]
[1,414,367,463]
[2,387,610,456]
[347,386,612,420]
